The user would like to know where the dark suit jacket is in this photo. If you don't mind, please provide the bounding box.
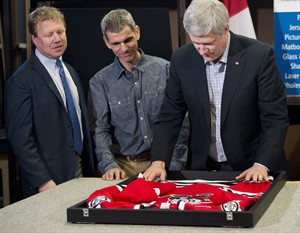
[151,32,289,173]
[5,52,95,197]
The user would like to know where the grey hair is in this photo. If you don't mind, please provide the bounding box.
[183,0,229,36]
[101,9,136,38]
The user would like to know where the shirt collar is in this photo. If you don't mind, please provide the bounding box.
[112,49,145,79]
[35,49,61,69]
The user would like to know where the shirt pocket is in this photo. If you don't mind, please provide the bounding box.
[108,97,134,128]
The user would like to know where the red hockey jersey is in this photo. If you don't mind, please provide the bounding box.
[87,175,272,211]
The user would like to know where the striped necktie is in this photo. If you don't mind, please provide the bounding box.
[56,59,83,154]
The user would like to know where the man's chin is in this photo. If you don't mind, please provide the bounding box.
[204,57,213,62]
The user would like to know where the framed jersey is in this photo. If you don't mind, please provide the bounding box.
[67,171,287,228]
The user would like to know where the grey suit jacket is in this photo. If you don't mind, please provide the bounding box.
[151,32,289,173]
[5,52,95,197]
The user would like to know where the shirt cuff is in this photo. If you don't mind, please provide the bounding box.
[254,162,270,172]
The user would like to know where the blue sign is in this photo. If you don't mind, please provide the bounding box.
[274,0,300,96]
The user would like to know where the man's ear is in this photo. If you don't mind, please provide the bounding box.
[103,35,112,49]
[135,25,141,41]
[31,35,38,47]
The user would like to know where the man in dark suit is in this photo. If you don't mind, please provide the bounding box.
[4,6,95,197]
[144,0,289,182]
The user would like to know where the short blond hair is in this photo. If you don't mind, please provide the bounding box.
[28,6,66,37]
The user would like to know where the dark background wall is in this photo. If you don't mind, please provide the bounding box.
[61,7,172,95]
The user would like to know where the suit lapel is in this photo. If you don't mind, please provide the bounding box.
[188,48,211,128]
[221,32,246,126]
[29,53,67,111]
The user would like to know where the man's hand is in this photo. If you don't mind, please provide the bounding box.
[38,180,56,192]
[143,161,166,181]
[236,164,269,182]
[102,167,127,181]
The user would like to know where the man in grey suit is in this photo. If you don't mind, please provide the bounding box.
[144,0,289,182]
[5,6,95,197]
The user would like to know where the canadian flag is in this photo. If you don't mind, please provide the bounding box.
[222,0,256,39]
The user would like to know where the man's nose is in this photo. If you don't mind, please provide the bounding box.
[120,42,128,51]
[53,32,61,42]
